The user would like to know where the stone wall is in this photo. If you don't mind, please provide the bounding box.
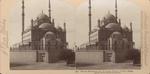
[10,50,37,64]
[75,50,104,65]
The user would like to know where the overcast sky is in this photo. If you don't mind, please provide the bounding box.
[8,0,141,49]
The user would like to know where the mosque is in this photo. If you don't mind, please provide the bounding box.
[11,0,68,63]
[78,0,134,63]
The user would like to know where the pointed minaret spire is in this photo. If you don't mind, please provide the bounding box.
[115,0,118,20]
[89,0,92,42]
[52,19,55,27]
[49,0,52,23]
[31,19,33,29]
[130,22,133,32]
[130,22,133,42]
[119,19,121,25]
[64,22,66,32]
[98,19,101,29]
[64,22,67,43]
[22,0,25,44]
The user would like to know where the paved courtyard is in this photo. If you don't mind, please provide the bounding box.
[11,61,75,70]
[11,61,140,70]
[76,62,140,70]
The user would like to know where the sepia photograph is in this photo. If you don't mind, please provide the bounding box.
[9,0,141,70]
[0,19,8,73]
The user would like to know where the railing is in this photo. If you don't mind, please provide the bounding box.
[10,43,66,52]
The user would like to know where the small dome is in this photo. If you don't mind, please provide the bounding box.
[37,13,49,20]
[56,38,62,43]
[105,23,121,31]
[45,31,54,35]
[56,38,61,42]
[44,31,56,39]
[39,23,54,30]
[91,29,98,33]
[112,31,121,35]
[56,26,63,32]
[56,38,63,46]
[122,25,129,32]
[111,31,122,39]
[122,38,129,43]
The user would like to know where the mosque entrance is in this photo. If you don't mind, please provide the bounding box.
[104,51,114,62]
[37,53,45,62]
[37,51,48,63]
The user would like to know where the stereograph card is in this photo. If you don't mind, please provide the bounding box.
[0,0,150,74]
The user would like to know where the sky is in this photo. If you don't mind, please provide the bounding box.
[8,0,141,49]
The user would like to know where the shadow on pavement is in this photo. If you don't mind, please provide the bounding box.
[76,63,95,67]
[10,63,30,67]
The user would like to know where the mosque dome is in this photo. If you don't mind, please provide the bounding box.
[105,23,121,31]
[102,13,117,24]
[105,13,116,20]
[104,13,116,22]
[39,23,54,30]
[37,13,49,20]
[36,13,50,25]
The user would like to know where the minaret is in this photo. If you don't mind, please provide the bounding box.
[22,0,25,44]
[98,19,101,29]
[89,0,92,42]
[52,19,55,27]
[130,22,133,32]
[130,22,133,42]
[119,19,121,25]
[115,0,118,20]
[31,19,33,29]
[64,22,66,32]
[64,22,67,43]
[49,0,52,23]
